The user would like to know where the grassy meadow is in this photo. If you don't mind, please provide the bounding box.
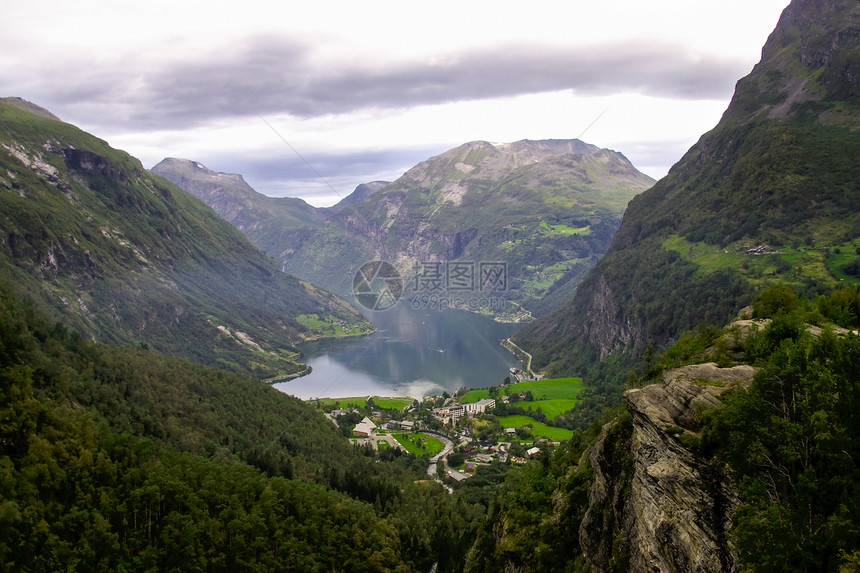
[497,415,574,441]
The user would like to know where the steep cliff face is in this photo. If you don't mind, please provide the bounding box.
[582,274,640,359]
[581,363,756,572]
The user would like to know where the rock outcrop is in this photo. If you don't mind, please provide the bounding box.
[581,363,756,572]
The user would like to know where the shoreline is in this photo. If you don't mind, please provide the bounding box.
[500,337,540,380]
[268,326,378,385]
[264,363,312,384]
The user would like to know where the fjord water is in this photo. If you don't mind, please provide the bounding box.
[273,304,521,399]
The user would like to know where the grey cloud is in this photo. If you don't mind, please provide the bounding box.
[29,36,745,132]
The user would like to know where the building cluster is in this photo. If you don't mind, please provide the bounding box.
[331,399,560,487]
[350,416,416,438]
[431,398,496,420]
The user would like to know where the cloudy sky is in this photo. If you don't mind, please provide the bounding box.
[3,0,789,206]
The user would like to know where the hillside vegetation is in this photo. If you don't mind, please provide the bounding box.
[0,99,371,379]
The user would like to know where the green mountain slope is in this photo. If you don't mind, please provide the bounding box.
[515,0,860,375]
[281,139,654,319]
[151,157,325,256]
[0,99,372,379]
[160,140,654,319]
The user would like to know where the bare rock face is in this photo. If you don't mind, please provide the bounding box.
[579,416,635,570]
[583,273,640,359]
[581,364,755,572]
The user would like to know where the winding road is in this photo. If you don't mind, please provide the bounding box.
[422,431,457,493]
[425,431,454,477]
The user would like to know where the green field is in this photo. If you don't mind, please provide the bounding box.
[510,378,584,399]
[461,389,491,403]
[825,247,860,285]
[663,234,860,287]
[518,399,580,420]
[497,415,573,441]
[540,220,590,235]
[315,396,368,408]
[393,433,444,456]
[312,395,412,410]
[372,396,413,410]
[296,314,367,337]
[462,377,584,404]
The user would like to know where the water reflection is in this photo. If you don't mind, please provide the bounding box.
[273,305,521,399]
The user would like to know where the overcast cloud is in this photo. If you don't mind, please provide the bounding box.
[25,38,744,131]
[1,0,790,206]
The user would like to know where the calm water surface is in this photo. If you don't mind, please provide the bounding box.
[273,305,521,399]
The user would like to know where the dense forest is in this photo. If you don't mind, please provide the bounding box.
[0,281,485,571]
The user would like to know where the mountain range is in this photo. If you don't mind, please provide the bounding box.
[1,0,859,570]
[153,138,655,319]
[0,97,372,380]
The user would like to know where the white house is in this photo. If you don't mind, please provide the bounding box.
[463,398,496,415]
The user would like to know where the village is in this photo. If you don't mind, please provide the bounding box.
[320,378,583,485]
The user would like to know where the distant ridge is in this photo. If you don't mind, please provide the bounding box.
[151,157,325,255]
[329,180,390,212]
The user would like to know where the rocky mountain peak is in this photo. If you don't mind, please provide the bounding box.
[152,158,251,193]
[329,180,390,212]
[726,0,860,122]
